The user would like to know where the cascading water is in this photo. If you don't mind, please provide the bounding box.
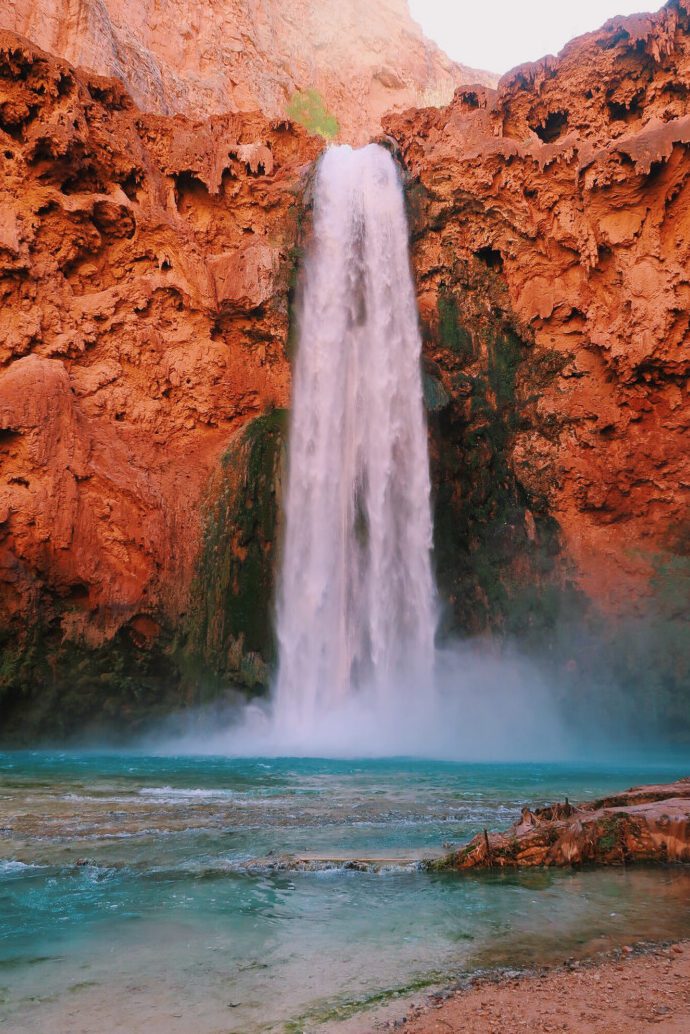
[273,143,437,745]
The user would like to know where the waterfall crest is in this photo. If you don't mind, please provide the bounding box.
[274,143,436,742]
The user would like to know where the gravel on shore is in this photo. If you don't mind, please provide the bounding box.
[326,941,690,1033]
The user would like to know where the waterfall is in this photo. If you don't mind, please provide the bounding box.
[274,143,436,743]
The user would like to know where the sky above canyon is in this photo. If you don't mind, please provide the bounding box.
[409,0,666,74]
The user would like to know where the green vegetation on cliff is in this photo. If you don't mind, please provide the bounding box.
[428,265,581,646]
[185,409,287,693]
[0,410,287,743]
[287,89,340,139]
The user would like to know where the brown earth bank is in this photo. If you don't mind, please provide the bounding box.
[0,0,495,143]
[330,941,690,1034]
[430,779,690,870]
[0,3,689,741]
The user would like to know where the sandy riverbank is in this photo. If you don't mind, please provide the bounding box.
[327,941,690,1033]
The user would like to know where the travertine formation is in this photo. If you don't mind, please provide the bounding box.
[0,0,494,142]
[0,1,689,738]
[0,30,319,732]
[433,779,690,868]
[386,0,690,618]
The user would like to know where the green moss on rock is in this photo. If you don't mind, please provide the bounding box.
[437,291,474,361]
[425,271,584,646]
[185,409,287,693]
[0,618,183,744]
[0,409,288,743]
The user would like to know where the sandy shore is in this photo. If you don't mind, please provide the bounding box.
[326,941,690,1033]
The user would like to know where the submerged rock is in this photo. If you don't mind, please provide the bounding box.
[431,779,690,870]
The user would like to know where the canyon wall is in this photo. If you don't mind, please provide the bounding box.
[0,0,689,741]
[0,30,318,736]
[385,0,690,734]
[0,0,495,142]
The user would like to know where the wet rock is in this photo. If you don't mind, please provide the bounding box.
[430,779,690,870]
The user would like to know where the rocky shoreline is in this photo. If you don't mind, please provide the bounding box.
[429,778,690,870]
[327,940,690,1033]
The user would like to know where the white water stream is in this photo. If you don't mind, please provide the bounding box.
[273,144,437,743]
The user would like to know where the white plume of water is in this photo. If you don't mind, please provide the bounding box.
[272,143,437,749]
[152,145,569,761]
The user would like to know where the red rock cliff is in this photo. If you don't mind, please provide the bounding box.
[0,0,495,143]
[386,0,690,619]
[0,1,689,740]
[0,30,320,734]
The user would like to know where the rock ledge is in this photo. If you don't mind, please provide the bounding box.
[431,779,690,869]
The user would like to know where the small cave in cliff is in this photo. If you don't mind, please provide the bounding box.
[58,163,108,196]
[531,110,569,143]
[119,167,145,201]
[62,582,90,607]
[457,90,481,111]
[598,26,631,50]
[607,90,644,123]
[0,113,26,141]
[0,429,22,462]
[173,170,209,212]
[86,81,130,111]
[663,80,689,99]
[0,427,21,446]
[474,246,504,271]
[56,71,73,96]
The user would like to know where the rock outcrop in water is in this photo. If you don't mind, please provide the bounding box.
[0,0,495,143]
[432,779,690,869]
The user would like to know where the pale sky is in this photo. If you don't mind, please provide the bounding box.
[408,0,666,75]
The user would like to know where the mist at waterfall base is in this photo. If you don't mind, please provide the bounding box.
[143,144,666,765]
[148,641,576,760]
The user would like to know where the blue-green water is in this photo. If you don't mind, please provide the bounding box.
[1,753,689,1032]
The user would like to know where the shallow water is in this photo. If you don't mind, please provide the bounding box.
[1,753,689,1032]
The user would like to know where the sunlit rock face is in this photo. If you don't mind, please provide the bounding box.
[0,0,495,143]
[0,30,321,735]
[385,0,690,629]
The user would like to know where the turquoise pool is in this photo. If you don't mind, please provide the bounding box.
[1,753,688,1032]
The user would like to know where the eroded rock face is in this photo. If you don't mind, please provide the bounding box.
[1,3,690,741]
[385,0,690,626]
[0,31,320,736]
[434,779,690,869]
[0,0,495,143]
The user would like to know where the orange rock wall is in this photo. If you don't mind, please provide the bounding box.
[0,31,319,674]
[0,0,495,143]
[387,0,690,615]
